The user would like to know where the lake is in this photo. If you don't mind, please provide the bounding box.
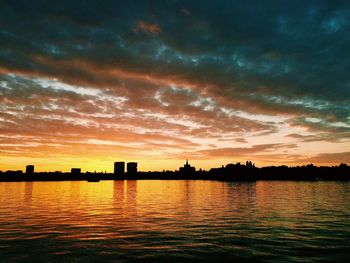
[0,180,349,262]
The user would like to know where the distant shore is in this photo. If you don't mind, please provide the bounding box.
[1,164,349,182]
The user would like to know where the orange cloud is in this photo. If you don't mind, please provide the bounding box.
[135,20,161,34]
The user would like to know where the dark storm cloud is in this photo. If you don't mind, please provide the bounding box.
[0,0,349,154]
[1,0,349,112]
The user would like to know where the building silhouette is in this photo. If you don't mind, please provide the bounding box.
[179,160,195,175]
[127,162,137,175]
[114,162,125,176]
[26,165,34,175]
[71,168,81,174]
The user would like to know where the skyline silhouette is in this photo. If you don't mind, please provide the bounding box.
[1,160,349,182]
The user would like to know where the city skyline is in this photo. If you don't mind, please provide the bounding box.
[1,160,349,183]
[1,1,350,172]
[1,159,348,175]
[2,160,195,173]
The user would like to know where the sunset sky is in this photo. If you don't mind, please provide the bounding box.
[0,0,349,172]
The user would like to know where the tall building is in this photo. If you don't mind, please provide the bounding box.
[114,162,125,175]
[71,168,81,174]
[179,160,196,175]
[26,165,34,175]
[127,162,137,175]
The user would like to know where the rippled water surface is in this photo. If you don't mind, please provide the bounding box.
[0,180,350,262]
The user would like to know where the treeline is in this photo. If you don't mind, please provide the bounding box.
[208,162,350,181]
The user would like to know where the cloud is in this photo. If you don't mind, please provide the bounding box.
[305,152,350,164]
[0,0,349,169]
[177,143,298,160]
[135,21,161,34]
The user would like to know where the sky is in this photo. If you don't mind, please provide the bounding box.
[0,0,349,172]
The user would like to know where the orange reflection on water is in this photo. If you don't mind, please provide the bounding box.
[0,180,350,263]
[0,180,349,247]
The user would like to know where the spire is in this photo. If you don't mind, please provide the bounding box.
[186,159,188,165]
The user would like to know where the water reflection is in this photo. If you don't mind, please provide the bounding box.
[113,180,125,204]
[69,181,81,199]
[24,182,33,204]
[0,180,349,262]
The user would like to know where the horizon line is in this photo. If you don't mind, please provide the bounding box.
[1,160,349,174]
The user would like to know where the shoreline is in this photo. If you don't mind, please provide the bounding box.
[2,164,349,182]
[1,174,350,182]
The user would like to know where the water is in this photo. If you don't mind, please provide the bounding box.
[0,180,349,262]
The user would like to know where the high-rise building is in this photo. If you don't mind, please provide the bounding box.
[26,165,34,175]
[71,168,81,174]
[127,162,137,175]
[114,162,125,175]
